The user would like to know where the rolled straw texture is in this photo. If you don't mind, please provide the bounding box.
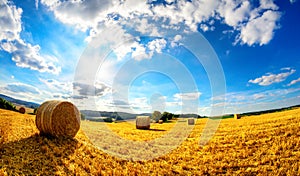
[36,100,80,138]
[234,114,241,119]
[188,118,195,125]
[136,116,150,130]
[19,107,26,114]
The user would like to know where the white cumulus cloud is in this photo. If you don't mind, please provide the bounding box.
[2,40,61,74]
[3,82,40,94]
[148,38,167,54]
[0,0,61,74]
[259,0,279,10]
[39,78,72,93]
[237,10,281,46]
[40,0,114,31]
[0,0,22,41]
[131,38,167,61]
[218,1,251,27]
[39,0,283,47]
[288,78,300,86]
[174,92,201,100]
[131,43,151,61]
[249,68,296,86]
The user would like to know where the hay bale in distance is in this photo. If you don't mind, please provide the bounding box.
[188,118,195,125]
[158,120,163,124]
[19,107,26,114]
[36,100,80,138]
[234,114,241,119]
[136,116,150,130]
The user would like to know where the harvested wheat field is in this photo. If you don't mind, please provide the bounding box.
[0,108,300,175]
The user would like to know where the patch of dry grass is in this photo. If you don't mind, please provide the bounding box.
[107,120,177,141]
[0,108,299,175]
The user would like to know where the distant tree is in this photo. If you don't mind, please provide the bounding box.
[111,112,117,118]
[160,112,174,122]
[161,112,169,122]
[173,114,180,119]
[198,115,207,118]
[151,111,161,122]
[80,113,86,120]
[115,115,123,121]
[111,112,121,121]
[167,112,174,120]
[0,98,16,111]
[103,117,113,123]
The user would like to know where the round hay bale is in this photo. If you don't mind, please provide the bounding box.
[36,100,80,138]
[188,118,195,125]
[234,114,241,119]
[19,107,26,114]
[158,120,163,124]
[136,116,150,130]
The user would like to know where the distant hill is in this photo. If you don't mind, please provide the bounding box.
[3,93,297,120]
[214,104,300,119]
[0,94,40,109]
[240,104,300,117]
[80,110,200,121]
[0,94,199,120]
[80,110,152,120]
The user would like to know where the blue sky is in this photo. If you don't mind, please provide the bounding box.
[0,0,299,116]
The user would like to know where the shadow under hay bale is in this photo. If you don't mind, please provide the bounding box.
[234,114,241,119]
[19,107,26,114]
[0,134,78,175]
[136,116,150,130]
[36,100,80,138]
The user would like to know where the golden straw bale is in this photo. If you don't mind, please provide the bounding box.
[234,114,241,119]
[136,116,150,130]
[19,107,26,114]
[36,100,80,138]
[188,118,195,125]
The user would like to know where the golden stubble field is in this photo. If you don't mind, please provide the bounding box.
[0,108,299,175]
